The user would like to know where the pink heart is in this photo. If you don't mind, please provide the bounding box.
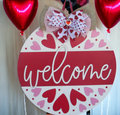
[42,34,56,49]
[36,29,44,37]
[90,98,99,106]
[84,40,94,49]
[31,88,41,97]
[91,30,100,38]
[30,41,41,50]
[37,100,45,108]
[99,39,106,47]
[98,88,106,96]
[84,87,93,96]
[79,104,87,112]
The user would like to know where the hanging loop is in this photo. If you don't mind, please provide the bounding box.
[62,0,73,12]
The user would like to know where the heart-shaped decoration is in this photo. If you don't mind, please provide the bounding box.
[31,88,41,97]
[42,89,56,103]
[95,0,120,30]
[79,104,87,112]
[70,89,86,106]
[90,98,99,106]
[98,88,106,96]
[36,29,44,37]
[66,20,71,26]
[42,34,56,49]
[70,36,87,48]
[37,100,45,108]
[84,40,94,49]
[91,30,100,38]
[84,87,93,96]
[3,0,38,31]
[53,94,69,114]
[30,41,41,50]
[99,39,106,48]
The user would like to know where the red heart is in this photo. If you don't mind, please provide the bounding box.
[95,0,120,30]
[3,0,38,31]
[53,94,69,114]
[42,34,56,49]
[70,89,86,106]
[66,20,71,26]
[70,36,87,48]
[42,89,56,103]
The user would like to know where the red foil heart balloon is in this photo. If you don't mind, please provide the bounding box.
[3,0,38,34]
[95,0,120,32]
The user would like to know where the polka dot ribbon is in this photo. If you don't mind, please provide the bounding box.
[45,7,91,42]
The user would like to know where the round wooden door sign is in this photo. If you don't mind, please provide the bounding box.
[18,28,116,115]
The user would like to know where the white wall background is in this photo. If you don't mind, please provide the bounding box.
[0,0,120,115]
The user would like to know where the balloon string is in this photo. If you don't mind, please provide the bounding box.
[23,33,27,42]
[20,31,27,42]
[20,31,27,115]
[107,30,110,41]
[23,93,27,115]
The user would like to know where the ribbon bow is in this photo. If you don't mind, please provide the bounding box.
[44,7,91,43]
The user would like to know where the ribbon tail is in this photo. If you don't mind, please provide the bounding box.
[62,0,66,11]
[69,1,73,12]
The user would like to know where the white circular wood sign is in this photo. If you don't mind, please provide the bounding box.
[18,28,116,115]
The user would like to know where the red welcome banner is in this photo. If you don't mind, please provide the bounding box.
[18,51,116,87]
